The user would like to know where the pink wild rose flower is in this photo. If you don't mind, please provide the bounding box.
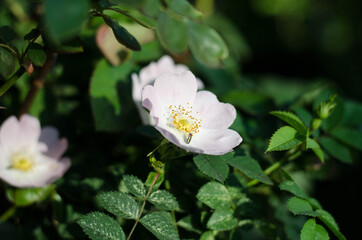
[0,114,70,188]
[132,55,204,125]
[141,71,242,155]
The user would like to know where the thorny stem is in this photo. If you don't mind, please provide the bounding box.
[127,172,160,240]
[18,52,57,117]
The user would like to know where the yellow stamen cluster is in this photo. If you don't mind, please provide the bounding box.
[169,103,202,134]
[11,153,33,171]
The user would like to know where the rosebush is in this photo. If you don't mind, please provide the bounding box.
[0,0,361,240]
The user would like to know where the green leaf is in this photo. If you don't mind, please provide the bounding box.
[222,90,273,115]
[193,154,229,182]
[28,43,46,67]
[0,26,15,43]
[266,126,304,152]
[140,211,180,240]
[287,197,319,217]
[341,100,362,126]
[319,137,353,164]
[187,21,228,68]
[0,47,17,78]
[206,208,238,231]
[301,219,329,240]
[306,138,325,163]
[227,155,272,185]
[177,215,202,234]
[123,175,146,197]
[77,212,126,240]
[145,171,164,192]
[329,126,362,151]
[292,106,313,127]
[279,180,309,199]
[196,182,231,209]
[7,185,54,207]
[200,231,214,240]
[47,38,84,53]
[131,41,162,62]
[168,0,203,21]
[103,16,141,51]
[109,8,157,29]
[270,111,307,135]
[316,209,346,240]
[45,0,89,42]
[90,59,134,131]
[157,12,188,54]
[24,29,41,41]
[97,192,139,219]
[149,190,179,210]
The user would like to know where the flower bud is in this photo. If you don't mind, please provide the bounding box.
[311,118,322,130]
[317,94,337,119]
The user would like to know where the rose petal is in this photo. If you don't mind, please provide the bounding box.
[0,156,71,188]
[154,124,242,155]
[193,91,236,129]
[0,116,20,151]
[39,127,68,159]
[142,85,165,125]
[153,71,198,105]
[189,128,242,155]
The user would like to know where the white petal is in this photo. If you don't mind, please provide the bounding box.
[39,127,68,159]
[142,85,166,125]
[153,71,198,106]
[0,115,41,152]
[0,116,20,151]
[154,124,242,155]
[0,156,71,188]
[132,73,142,102]
[193,91,236,129]
[189,128,242,155]
[18,114,41,151]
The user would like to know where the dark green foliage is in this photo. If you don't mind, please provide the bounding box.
[140,211,180,240]
[193,154,229,182]
[0,1,361,240]
[45,0,89,42]
[77,212,126,240]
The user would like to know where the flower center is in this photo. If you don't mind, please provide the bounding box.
[11,153,33,171]
[169,103,202,137]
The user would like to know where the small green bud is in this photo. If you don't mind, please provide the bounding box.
[317,94,337,119]
[149,154,164,174]
[311,118,322,130]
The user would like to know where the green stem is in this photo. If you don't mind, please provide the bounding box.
[0,43,18,55]
[0,67,26,97]
[247,148,303,187]
[0,205,17,221]
[127,172,160,240]
[247,160,283,187]
[147,139,169,157]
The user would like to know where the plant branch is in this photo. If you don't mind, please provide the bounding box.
[17,52,57,117]
[127,172,160,240]
[0,205,17,221]
[0,67,26,97]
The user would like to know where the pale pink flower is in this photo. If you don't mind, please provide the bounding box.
[132,55,204,124]
[142,71,242,155]
[0,115,70,188]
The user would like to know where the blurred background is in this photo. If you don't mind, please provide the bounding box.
[213,0,362,237]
